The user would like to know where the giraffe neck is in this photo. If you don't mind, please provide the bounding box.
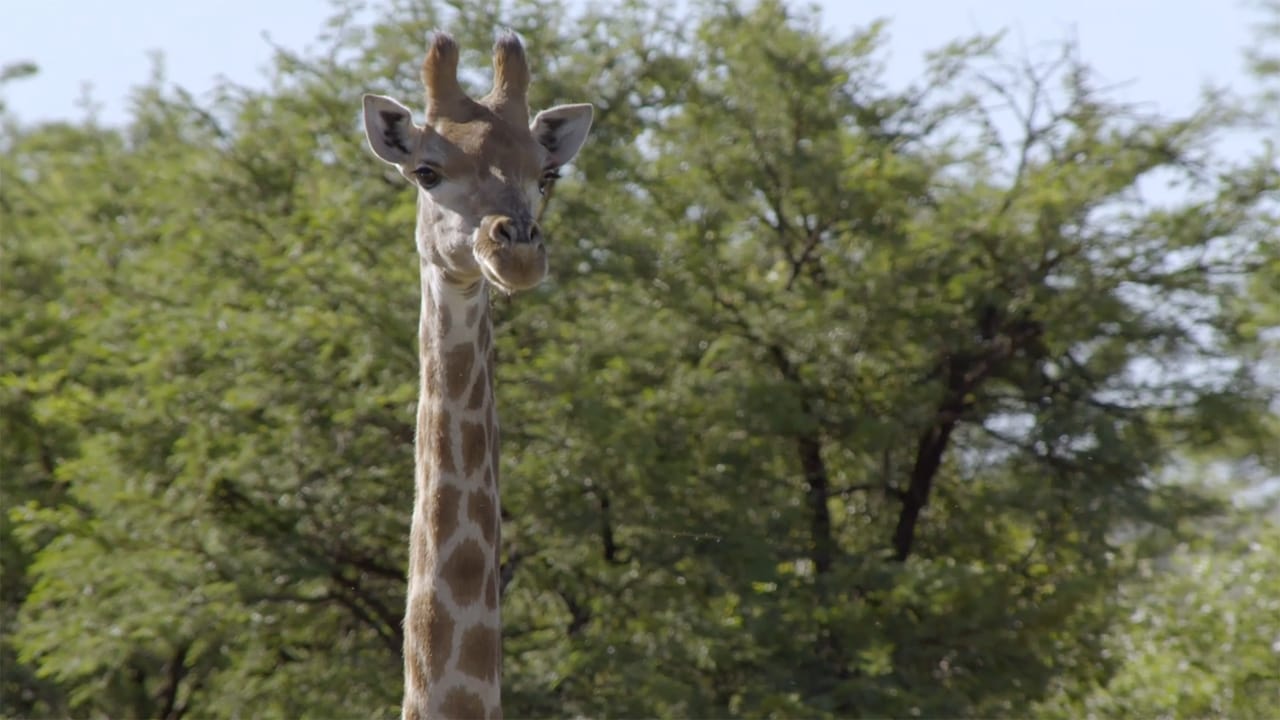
[403,261,502,720]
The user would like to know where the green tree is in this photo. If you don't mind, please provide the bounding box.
[1032,2,1280,714]
[1032,519,1280,719]
[0,97,89,720]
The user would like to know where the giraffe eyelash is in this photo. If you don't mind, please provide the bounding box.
[538,170,560,195]
[535,170,561,223]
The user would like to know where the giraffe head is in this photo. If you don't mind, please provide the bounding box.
[362,31,593,293]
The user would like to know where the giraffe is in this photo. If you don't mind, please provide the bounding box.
[361,31,592,720]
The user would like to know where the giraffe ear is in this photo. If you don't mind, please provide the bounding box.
[531,103,593,170]
[362,93,419,166]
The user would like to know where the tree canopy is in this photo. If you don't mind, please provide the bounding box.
[3,1,1278,717]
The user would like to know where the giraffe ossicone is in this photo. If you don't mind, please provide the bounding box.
[360,30,592,720]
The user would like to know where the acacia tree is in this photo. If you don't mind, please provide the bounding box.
[499,1,1277,715]
[1031,3,1279,715]
[4,0,1276,718]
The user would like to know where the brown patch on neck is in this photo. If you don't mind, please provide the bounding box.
[455,625,501,683]
[444,343,476,400]
[439,303,453,337]
[430,483,463,549]
[466,370,489,411]
[404,591,455,686]
[425,593,455,682]
[441,538,487,606]
[466,488,498,547]
[439,687,487,720]
[460,420,488,477]
[428,407,455,476]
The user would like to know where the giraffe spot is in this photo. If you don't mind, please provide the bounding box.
[467,489,498,546]
[455,625,501,683]
[407,591,454,684]
[439,303,453,337]
[439,687,486,720]
[426,594,455,683]
[466,368,488,411]
[444,343,476,400]
[432,408,456,475]
[465,302,480,328]
[485,573,498,610]
[441,538,487,606]
[477,318,492,354]
[460,420,487,477]
[430,483,463,549]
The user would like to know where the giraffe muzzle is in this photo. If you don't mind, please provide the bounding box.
[473,214,548,292]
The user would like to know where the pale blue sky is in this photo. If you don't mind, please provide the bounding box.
[0,0,1265,126]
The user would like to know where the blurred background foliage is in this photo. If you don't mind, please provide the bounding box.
[2,0,1278,717]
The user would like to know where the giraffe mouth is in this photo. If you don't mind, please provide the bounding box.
[473,216,548,293]
[474,237,548,293]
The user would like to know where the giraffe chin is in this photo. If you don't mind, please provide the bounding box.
[473,242,548,294]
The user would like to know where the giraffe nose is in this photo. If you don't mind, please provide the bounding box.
[489,216,542,247]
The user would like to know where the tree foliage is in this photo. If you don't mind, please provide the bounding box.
[3,1,1277,718]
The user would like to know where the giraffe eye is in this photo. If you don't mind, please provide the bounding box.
[538,169,560,196]
[413,166,442,189]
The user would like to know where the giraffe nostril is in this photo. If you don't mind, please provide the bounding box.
[492,219,515,245]
[489,217,543,245]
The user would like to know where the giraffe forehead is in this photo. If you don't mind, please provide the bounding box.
[432,114,542,181]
